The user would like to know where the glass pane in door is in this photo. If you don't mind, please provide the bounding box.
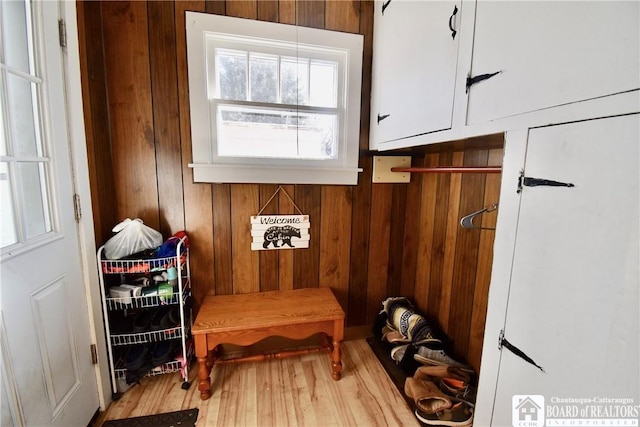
[1,0,32,74]
[6,73,40,157]
[0,162,17,247]
[15,161,51,239]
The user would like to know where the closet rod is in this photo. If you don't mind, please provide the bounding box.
[390,166,502,174]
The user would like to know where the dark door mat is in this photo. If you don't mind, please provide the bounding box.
[102,408,198,427]
[366,336,428,426]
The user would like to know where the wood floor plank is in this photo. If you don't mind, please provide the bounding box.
[96,340,419,426]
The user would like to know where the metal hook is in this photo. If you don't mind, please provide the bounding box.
[460,203,498,230]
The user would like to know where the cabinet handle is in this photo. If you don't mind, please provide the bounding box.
[377,113,390,124]
[448,5,459,40]
[382,0,392,15]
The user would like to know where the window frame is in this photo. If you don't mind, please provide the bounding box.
[185,12,363,185]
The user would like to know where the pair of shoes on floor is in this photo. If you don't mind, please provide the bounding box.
[413,345,468,368]
[404,365,476,426]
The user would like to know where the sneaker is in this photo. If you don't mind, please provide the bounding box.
[414,401,474,426]
[414,346,468,368]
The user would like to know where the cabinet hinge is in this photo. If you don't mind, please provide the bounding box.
[466,70,502,93]
[90,344,98,365]
[382,0,392,15]
[58,19,67,48]
[73,193,82,222]
[498,329,545,372]
[517,170,575,194]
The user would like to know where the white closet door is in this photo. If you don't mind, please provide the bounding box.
[491,114,639,426]
[371,0,461,144]
[467,1,640,125]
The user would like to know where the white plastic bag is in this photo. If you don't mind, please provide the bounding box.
[103,218,163,259]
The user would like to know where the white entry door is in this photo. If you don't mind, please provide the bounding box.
[0,1,100,426]
[490,114,640,426]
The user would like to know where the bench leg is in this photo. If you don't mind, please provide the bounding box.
[197,355,212,400]
[195,335,215,400]
[331,339,342,380]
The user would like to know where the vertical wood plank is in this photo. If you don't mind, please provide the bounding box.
[231,185,260,294]
[259,184,279,292]
[358,0,373,153]
[278,184,296,290]
[386,184,406,297]
[295,0,324,28]
[77,0,118,245]
[414,154,439,315]
[175,0,213,307]
[448,150,489,361]
[225,0,257,18]
[366,183,393,324]
[101,1,159,229]
[325,1,360,33]
[400,156,424,298]
[426,152,452,321]
[278,0,296,24]
[348,158,372,326]
[213,184,232,295]
[148,1,185,237]
[437,151,463,332]
[205,0,226,15]
[257,0,278,22]
[319,186,353,312]
[467,147,503,372]
[293,186,321,287]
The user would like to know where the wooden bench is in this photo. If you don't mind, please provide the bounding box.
[192,287,345,400]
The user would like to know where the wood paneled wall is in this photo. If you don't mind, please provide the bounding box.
[77,0,502,372]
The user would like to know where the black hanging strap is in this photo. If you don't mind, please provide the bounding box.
[499,330,545,373]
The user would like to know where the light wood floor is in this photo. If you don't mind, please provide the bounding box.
[95,339,420,426]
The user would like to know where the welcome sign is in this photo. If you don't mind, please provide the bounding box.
[250,215,310,251]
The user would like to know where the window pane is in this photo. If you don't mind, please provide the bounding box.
[16,161,51,239]
[1,0,32,75]
[309,61,337,108]
[6,73,40,157]
[280,57,308,105]
[216,49,247,100]
[0,92,7,156]
[249,53,277,103]
[0,162,17,247]
[217,105,337,159]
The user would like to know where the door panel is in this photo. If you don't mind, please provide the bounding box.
[0,1,99,425]
[372,0,461,144]
[491,115,640,425]
[467,1,640,124]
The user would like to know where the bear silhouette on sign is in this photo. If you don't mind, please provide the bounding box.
[263,225,302,249]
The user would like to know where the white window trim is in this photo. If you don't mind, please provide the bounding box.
[185,12,363,185]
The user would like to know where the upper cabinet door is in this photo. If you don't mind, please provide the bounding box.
[466,1,640,125]
[370,0,462,146]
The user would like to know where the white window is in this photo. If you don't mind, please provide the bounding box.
[186,12,363,185]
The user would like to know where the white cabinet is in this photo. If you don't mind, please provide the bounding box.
[370,1,640,151]
[466,1,640,125]
[370,0,462,147]
[475,114,640,425]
